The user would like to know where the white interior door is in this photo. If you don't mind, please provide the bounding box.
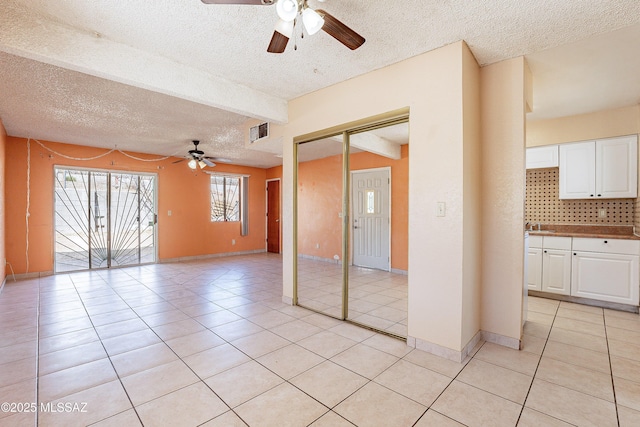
[352,168,390,271]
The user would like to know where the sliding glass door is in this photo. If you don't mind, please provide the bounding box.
[54,167,157,272]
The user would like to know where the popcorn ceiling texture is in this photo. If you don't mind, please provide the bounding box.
[525,168,636,226]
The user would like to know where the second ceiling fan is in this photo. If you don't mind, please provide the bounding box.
[201,0,365,53]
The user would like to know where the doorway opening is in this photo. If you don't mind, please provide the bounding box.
[266,179,281,253]
[54,167,157,272]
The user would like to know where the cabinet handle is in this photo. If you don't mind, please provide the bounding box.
[544,250,547,253]
[597,194,602,197]
[590,194,594,197]
[573,253,577,255]
[604,240,608,244]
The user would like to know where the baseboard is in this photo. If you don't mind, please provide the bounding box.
[529,290,639,313]
[407,331,482,363]
[481,330,520,350]
[0,277,5,295]
[297,254,342,264]
[408,329,523,362]
[390,268,408,275]
[282,295,293,305]
[160,249,267,264]
[10,270,54,280]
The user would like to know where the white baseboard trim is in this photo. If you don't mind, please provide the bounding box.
[282,295,293,305]
[390,268,408,275]
[160,249,266,264]
[408,330,520,362]
[0,277,5,295]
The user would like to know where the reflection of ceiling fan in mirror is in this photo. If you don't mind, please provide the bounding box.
[173,140,220,169]
[200,0,365,53]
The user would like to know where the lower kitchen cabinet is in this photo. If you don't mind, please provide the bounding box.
[528,235,639,305]
[527,247,542,291]
[542,249,572,295]
[572,250,639,306]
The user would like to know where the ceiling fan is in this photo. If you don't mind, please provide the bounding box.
[173,140,218,169]
[200,0,365,53]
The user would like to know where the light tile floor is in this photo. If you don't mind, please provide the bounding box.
[297,258,408,337]
[0,253,639,426]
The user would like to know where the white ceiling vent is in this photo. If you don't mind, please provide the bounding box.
[249,122,269,143]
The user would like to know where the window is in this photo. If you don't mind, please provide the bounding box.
[210,176,240,222]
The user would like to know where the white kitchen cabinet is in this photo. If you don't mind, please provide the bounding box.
[527,247,542,291]
[571,238,640,305]
[527,236,571,295]
[541,249,571,295]
[559,135,637,199]
[526,145,558,169]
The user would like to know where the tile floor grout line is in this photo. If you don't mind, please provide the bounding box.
[514,302,560,426]
[602,311,621,427]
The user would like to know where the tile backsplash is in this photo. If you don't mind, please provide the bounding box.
[525,168,636,225]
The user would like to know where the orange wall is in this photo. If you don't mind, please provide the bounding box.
[5,137,267,275]
[0,119,6,284]
[298,145,409,271]
[266,165,282,180]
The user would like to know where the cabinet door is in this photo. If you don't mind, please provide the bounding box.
[596,136,638,198]
[527,247,542,291]
[571,252,639,305]
[559,141,596,199]
[526,145,559,169]
[542,249,571,295]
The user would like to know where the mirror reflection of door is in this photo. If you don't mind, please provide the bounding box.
[296,137,345,319]
[266,179,280,253]
[347,122,408,338]
[352,168,391,271]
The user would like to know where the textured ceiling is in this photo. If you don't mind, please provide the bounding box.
[1,0,639,167]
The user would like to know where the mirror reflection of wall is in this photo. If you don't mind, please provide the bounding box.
[296,137,345,318]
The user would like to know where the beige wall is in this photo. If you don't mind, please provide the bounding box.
[461,45,482,348]
[480,57,527,342]
[527,104,640,147]
[277,41,507,357]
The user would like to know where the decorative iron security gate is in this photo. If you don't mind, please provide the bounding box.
[54,167,157,272]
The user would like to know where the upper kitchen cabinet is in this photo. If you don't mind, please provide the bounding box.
[526,145,558,169]
[559,135,638,199]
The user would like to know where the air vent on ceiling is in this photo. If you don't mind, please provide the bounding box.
[249,122,269,143]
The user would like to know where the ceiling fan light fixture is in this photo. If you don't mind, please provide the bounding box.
[302,7,324,35]
[198,160,207,169]
[188,159,198,169]
[274,18,294,37]
[276,0,298,22]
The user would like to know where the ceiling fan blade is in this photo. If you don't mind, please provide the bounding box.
[317,9,365,50]
[267,31,289,53]
[201,0,274,5]
[202,158,216,167]
[172,158,186,164]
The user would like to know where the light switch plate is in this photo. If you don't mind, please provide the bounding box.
[436,202,446,217]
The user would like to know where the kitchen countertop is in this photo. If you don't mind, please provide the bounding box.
[526,224,640,240]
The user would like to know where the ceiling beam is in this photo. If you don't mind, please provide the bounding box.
[0,2,288,124]
[349,133,401,160]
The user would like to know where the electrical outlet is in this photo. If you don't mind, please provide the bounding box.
[599,209,606,218]
[232,239,236,245]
